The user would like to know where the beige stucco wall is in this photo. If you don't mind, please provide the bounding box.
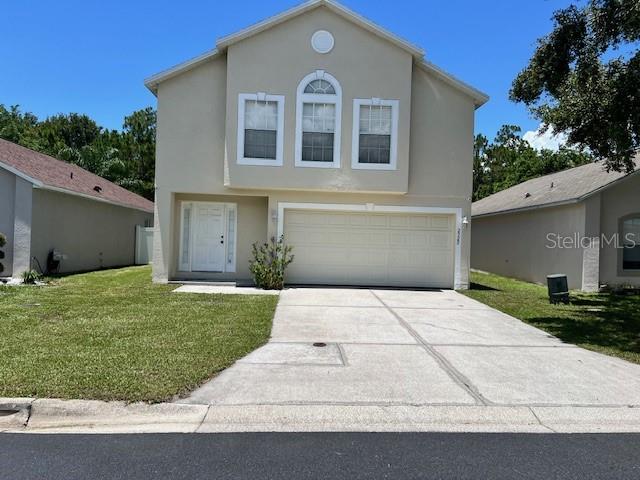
[0,168,16,276]
[471,203,586,290]
[164,190,468,286]
[151,6,477,287]
[599,174,640,287]
[265,191,470,288]
[224,6,413,193]
[409,67,475,197]
[12,176,33,276]
[31,189,152,274]
[171,194,268,281]
[152,54,228,282]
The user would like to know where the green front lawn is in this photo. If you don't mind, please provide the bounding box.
[463,271,640,364]
[0,266,277,402]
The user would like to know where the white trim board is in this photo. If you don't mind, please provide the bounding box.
[216,0,424,58]
[416,60,489,108]
[277,202,463,289]
[144,49,221,95]
[142,2,489,106]
[0,161,43,187]
[142,3,489,107]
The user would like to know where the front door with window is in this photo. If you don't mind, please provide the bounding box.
[180,202,237,273]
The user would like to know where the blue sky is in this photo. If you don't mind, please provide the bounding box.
[1,0,568,141]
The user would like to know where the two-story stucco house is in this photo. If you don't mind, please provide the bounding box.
[145,0,488,289]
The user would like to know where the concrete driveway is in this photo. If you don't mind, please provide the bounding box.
[181,288,640,408]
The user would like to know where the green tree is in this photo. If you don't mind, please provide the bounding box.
[118,108,156,199]
[473,125,593,201]
[38,113,101,157]
[57,141,126,183]
[0,104,156,200]
[511,0,640,171]
[472,134,491,201]
[0,105,42,150]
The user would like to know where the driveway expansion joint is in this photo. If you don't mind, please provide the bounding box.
[369,290,491,406]
[336,344,349,366]
[178,288,640,414]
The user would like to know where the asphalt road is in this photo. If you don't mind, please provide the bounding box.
[1,433,639,480]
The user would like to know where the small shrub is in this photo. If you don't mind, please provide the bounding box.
[0,232,5,275]
[21,269,41,285]
[249,235,294,290]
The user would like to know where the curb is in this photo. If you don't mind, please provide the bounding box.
[0,398,34,431]
[2,398,640,434]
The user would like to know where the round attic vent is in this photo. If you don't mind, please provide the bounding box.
[311,30,334,54]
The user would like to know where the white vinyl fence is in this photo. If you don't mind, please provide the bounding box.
[135,226,154,265]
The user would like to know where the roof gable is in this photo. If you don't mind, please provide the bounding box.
[472,158,640,218]
[216,0,423,58]
[144,0,489,106]
[0,139,154,213]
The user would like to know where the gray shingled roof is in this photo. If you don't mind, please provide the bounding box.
[472,158,640,218]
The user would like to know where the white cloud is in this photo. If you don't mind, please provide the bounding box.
[523,124,568,151]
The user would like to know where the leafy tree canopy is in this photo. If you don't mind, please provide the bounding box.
[0,104,156,200]
[511,0,640,171]
[473,125,593,201]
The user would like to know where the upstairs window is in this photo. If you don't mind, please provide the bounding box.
[304,79,336,94]
[295,71,342,168]
[302,103,335,162]
[237,93,284,166]
[352,98,399,171]
[622,216,640,271]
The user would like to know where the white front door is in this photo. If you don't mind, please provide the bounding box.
[192,204,225,272]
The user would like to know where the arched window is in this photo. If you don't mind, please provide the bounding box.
[622,215,640,271]
[295,71,342,168]
[304,79,336,94]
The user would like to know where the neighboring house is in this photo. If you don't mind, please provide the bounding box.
[0,139,154,277]
[145,0,488,289]
[471,159,640,291]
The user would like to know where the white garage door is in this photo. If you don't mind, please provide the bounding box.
[283,209,456,288]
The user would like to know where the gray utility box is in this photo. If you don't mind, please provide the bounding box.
[547,274,569,304]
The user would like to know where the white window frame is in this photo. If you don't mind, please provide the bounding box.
[237,92,285,167]
[179,201,237,273]
[351,98,399,171]
[620,214,640,274]
[295,70,342,169]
